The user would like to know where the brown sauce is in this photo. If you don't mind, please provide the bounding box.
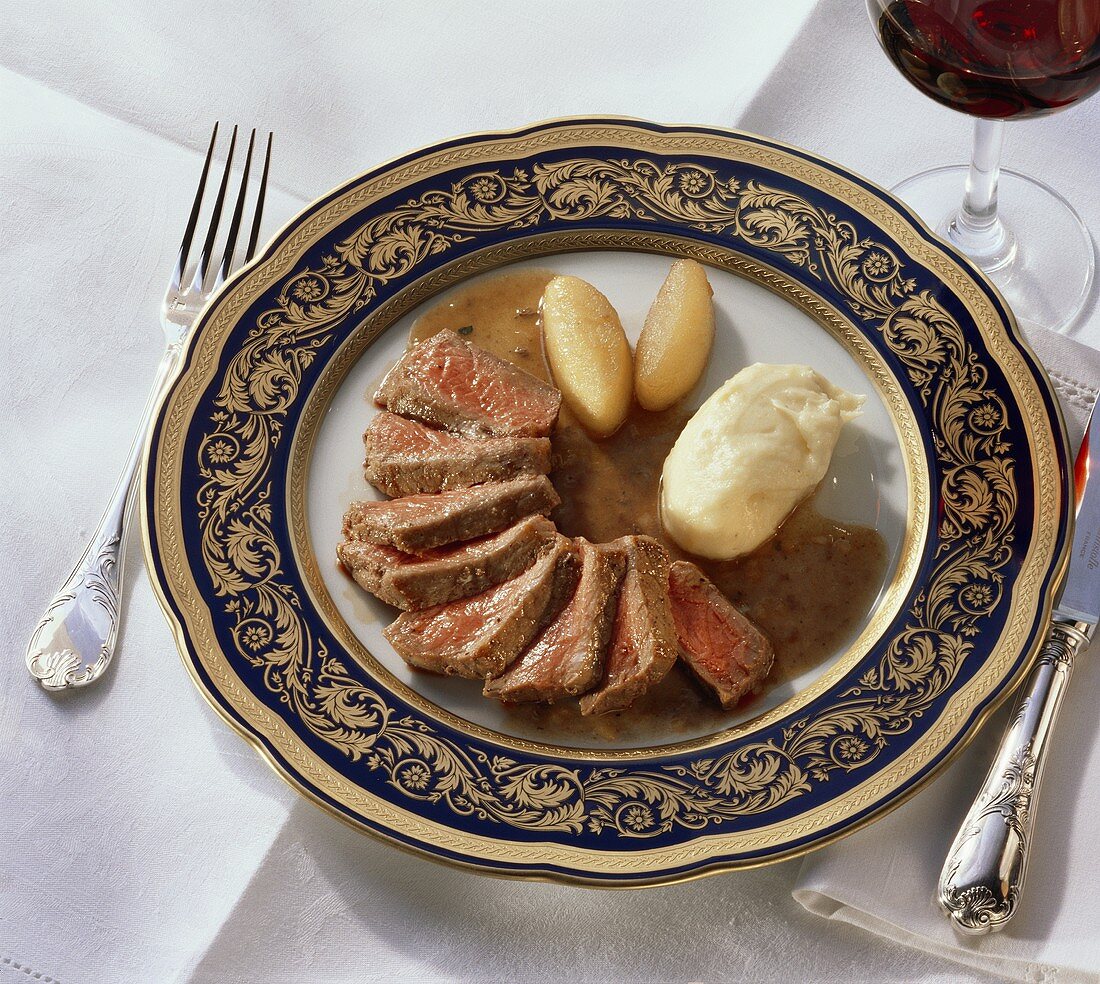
[407,270,889,741]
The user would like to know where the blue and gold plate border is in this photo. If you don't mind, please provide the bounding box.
[143,118,1070,885]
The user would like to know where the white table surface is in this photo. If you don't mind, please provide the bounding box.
[2,2,1095,981]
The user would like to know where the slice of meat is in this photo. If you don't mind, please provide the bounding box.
[374,330,562,438]
[485,538,627,703]
[336,538,414,607]
[384,536,579,679]
[579,536,678,716]
[363,412,552,496]
[667,561,774,708]
[342,475,559,553]
[337,515,557,610]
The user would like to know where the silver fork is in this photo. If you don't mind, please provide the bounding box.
[25,123,273,691]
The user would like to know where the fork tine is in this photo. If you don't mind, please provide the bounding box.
[215,128,257,288]
[171,122,219,291]
[245,132,273,262]
[192,124,238,290]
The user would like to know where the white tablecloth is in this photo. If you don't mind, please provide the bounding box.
[1,3,1095,982]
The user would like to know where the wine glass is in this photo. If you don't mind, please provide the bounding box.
[866,0,1100,333]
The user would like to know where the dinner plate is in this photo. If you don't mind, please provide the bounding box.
[144,117,1070,885]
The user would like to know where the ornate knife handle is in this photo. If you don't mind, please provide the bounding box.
[938,619,1092,934]
[25,347,180,691]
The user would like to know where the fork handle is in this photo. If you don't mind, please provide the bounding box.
[25,344,182,690]
[937,619,1092,934]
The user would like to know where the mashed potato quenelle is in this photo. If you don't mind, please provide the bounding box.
[660,364,864,560]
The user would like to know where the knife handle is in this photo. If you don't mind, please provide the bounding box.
[937,619,1091,934]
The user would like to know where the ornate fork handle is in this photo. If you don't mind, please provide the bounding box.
[26,345,181,691]
[938,619,1092,933]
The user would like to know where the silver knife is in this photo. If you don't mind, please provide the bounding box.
[938,401,1100,934]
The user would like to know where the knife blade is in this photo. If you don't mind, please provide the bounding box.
[1057,407,1100,624]
[938,399,1097,934]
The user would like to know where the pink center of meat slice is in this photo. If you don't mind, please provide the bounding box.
[669,572,766,685]
[669,578,710,645]
[468,368,539,428]
[404,581,517,654]
[602,576,642,685]
[680,598,735,676]
[376,414,452,452]
[417,343,552,433]
[521,592,580,672]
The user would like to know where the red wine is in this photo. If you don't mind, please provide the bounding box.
[875,0,1100,118]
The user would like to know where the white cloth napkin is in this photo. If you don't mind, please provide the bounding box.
[738,1,1100,980]
[1,1,1096,982]
[793,329,1100,984]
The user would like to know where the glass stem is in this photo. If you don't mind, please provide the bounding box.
[947,118,1016,270]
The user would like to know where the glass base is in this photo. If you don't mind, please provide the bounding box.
[891,165,1095,335]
